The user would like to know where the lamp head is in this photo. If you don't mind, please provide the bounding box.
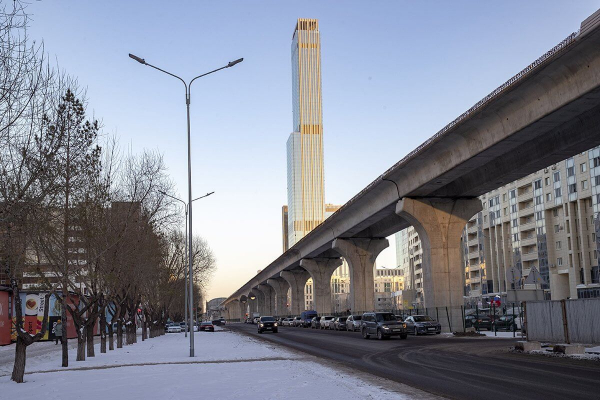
[227,58,244,68]
[129,53,147,65]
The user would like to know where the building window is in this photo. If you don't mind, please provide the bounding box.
[545,177,550,186]
[553,208,559,217]
[510,190,516,199]
[556,241,561,250]
[511,204,517,213]
[567,166,575,177]
[582,180,589,190]
[554,224,560,233]
[557,257,563,266]
[513,233,519,242]
[512,219,518,227]
[568,183,577,194]
[581,163,587,173]
[536,211,543,220]
[546,193,552,202]
[555,188,562,198]
[503,193,507,202]
[553,171,561,183]
[504,207,508,216]
[535,195,543,205]
[593,156,600,168]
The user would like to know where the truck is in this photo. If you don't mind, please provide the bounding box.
[251,312,260,324]
[300,310,318,328]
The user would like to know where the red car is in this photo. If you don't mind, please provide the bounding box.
[199,321,214,332]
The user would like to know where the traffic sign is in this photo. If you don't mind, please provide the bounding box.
[506,267,521,284]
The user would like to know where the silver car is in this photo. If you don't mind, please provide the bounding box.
[346,315,362,331]
[320,316,335,329]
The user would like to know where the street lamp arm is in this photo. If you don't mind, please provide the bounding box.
[158,190,187,208]
[128,54,187,91]
[189,58,243,88]
[191,191,215,202]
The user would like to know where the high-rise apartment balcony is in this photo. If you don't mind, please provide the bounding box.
[519,220,536,232]
[467,224,478,234]
[468,249,481,260]
[518,189,533,203]
[521,250,539,262]
[467,237,479,247]
[521,234,537,247]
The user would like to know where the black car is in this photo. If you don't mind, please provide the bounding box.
[257,316,278,334]
[310,316,322,329]
[465,315,492,331]
[199,321,214,332]
[361,312,408,340]
[404,315,442,335]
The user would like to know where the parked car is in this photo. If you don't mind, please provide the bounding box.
[301,310,318,327]
[166,322,182,333]
[310,316,322,329]
[492,315,520,332]
[252,317,260,324]
[333,317,347,331]
[285,318,295,326]
[257,316,278,334]
[212,319,222,326]
[361,312,408,340]
[404,315,441,335]
[346,315,362,332]
[292,316,302,327]
[320,316,335,329]
[199,321,215,332]
[465,315,492,330]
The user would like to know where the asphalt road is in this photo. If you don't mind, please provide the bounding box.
[228,323,600,400]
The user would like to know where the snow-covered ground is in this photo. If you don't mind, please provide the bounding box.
[0,326,435,399]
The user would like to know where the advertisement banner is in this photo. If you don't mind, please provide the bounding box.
[0,292,10,345]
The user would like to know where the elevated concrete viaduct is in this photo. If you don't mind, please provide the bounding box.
[222,10,600,331]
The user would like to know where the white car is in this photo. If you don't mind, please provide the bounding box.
[320,316,335,329]
[167,323,182,333]
[346,315,362,331]
[282,318,294,326]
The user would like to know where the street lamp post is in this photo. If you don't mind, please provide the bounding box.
[159,190,214,338]
[132,53,242,357]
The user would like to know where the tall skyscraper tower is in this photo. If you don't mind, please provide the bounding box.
[287,18,325,247]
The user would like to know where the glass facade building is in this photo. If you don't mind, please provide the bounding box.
[287,18,325,247]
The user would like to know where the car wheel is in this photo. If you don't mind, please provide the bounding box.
[362,328,370,340]
[258,330,262,334]
[435,331,441,334]
[377,329,384,340]
[400,334,408,340]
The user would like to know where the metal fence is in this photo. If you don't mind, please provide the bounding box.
[526,298,600,344]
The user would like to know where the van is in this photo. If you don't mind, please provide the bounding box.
[300,310,318,327]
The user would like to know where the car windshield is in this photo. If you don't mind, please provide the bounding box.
[201,322,211,325]
[261,317,275,322]
[376,314,397,322]
[413,316,434,322]
[353,315,362,320]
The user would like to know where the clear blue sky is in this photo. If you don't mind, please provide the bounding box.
[26,0,600,300]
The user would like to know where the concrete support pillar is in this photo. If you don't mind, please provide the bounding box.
[300,258,342,315]
[396,197,482,332]
[257,284,275,316]
[253,288,266,315]
[267,278,290,316]
[280,269,310,315]
[248,291,259,315]
[332,238,389,314]
[239,300,247,321]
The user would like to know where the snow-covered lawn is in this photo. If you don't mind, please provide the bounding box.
[0,326,431,399]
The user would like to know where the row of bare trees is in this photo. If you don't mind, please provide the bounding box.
[1,2,215,383]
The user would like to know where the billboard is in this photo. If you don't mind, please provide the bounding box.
[0,291,10,345]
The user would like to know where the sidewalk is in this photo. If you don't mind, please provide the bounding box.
[0,326,434,399]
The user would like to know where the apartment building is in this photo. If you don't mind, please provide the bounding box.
[397,147,600,303]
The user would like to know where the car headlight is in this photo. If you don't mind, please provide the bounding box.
[274,323,278,327]
[259,323,264,327]
[382,325,389,329]
[403,323,407,328]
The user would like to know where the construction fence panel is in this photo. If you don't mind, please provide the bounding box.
[526,298,600,344]
[564,298,600,344]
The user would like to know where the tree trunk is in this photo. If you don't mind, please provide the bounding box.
[86,322,95,357]
[61,302,68,367]
[76,328,86,361]
[11,336,27,383]
[107,323,114,351]
[142,318,147,341]
[100,310,107,353]
[116,321,123,348]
